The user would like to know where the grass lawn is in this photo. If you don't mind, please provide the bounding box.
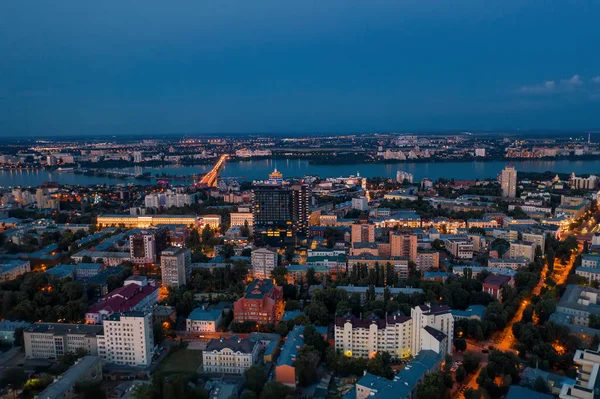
[158,349,203,374]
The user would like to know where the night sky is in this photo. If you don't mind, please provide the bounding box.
[1,0,599,136]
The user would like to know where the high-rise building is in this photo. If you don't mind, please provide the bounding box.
[97,311,154,367]
[251,248,278,279]
[351,219,375,243]
[160,247,191,289]
[252,171,309,245]
[129,232,156,264]
[390,232,418,261]
[499,166,517,198]
[129,228,169,265]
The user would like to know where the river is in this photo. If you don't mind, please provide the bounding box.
[2,159,600,187]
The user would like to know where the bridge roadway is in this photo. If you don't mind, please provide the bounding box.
[199,154,228,187]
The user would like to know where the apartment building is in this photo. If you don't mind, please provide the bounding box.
[97,311,154,367]
[444,237,474,259]
[251,248,278,279]
[160,247,191,289]
[233,279,284,325]
[230,212,253,227]
[559,347,600,399]
[390,232,417,261]
[334,303,453,360]
[486,258,529,270]
[0,260,31,283]
[24,323,104,359]
[351,222,375,243]
[202,337,259,374]
[508,241,537,261]
[415,251,440,270]
[97,215,199,228]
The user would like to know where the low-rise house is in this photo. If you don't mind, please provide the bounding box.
[483,275,514,301]
[186,307,224,333]
[0,260,30,283]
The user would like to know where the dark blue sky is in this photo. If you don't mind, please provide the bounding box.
[1,0,599,136]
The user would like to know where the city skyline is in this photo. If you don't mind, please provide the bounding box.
[1,0,600,136]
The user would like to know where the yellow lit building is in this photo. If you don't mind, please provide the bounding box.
[97,215,199,228]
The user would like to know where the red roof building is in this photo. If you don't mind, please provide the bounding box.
[483,275,514,301]
[233,279,284,325]
[85,277,159,324]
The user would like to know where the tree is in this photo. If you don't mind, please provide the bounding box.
[456,366,466,383]
[454,338,467,352]
[590,314,600,330]
[533,376,550,393]
[244,365,267,395]
[260,382,294,399]
[294,346,321,386]
[416,373,446,399]
[547,247,555,272]
[366,352,393,379]
[583,240,589,254]
[275,323,289,337]
[304,300,329,325]
[463,353,481,374]
[271,266,288,286]
[306,267,318,285]
[432,239,445,250]
[220,244,235,259]
[153,321,165,346]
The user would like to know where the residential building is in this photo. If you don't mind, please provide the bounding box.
[411,303,454,356]
[351,221,375,243]
[97,311,154,367]
[555,285,600,329]
[233,279,284,325]
[559,347,600,399]
[396,170,414,183]
[251,248,278,279]
[345,350,441,399]
[415,250,439,270]
[85,277,159,324]
[582,254,600,269]
[500,166,517,198]
[230,212,253,227]
[352,197,369,211]
[444,237,474,259]
[186,307,224,333]
[486,258,529,270]
[24,323,104,359]
[569,173,598,190]
[576,267,600,283]
[335,303,453,360]
[74,263,104,280]
[36,356,103,399]
[160,247,191,289]
[509,241,537,261]
[390,232,417,261]
[336,286,423,305]
[483,275,514,300]
[202,337,259,374]
[0,260,31,282]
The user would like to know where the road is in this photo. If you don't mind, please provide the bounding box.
[199,154,228,187]
[458,250,575,398]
